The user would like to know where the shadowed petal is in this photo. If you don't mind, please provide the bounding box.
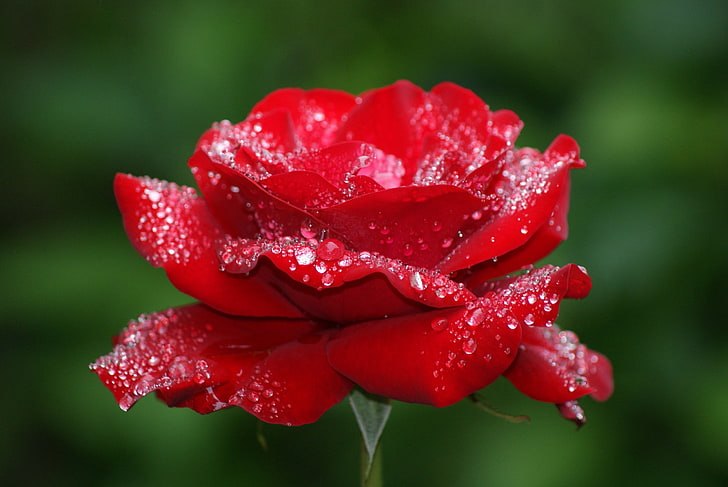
[218,236,474,323]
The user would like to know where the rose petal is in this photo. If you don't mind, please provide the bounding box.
[472,264,592,328]
[189,151,320,240]
[456,176,572,287]
[504,324,614,403]
[413,83,510,186]
[315,184,485,267]
[114,173,302,317]
[437,136,583,273]
[228,333,353,425]
[337,80,428,181]
[90,304,324,413]
[326,294,522,407]
[218,237,475,323]
[490,109,524,146]
[248,87,357,149]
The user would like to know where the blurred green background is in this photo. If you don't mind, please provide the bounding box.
[2,0,727,485]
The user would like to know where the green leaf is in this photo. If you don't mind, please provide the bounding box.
[349,388,391,484]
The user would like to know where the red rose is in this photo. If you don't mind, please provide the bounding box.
[91,81,612,426]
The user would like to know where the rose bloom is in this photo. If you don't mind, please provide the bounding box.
[91,81,612,426]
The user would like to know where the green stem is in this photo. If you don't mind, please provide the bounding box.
[360,435,383,487]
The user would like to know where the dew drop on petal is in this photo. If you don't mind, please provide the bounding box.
[316,238,345,261]
[294,246,316,265]
[430,318,449,332]
[462,338,478,355]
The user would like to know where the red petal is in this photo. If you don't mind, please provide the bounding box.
[316,184,484,267]
[504,324,614,403]
[326,295,522,407]
[114,173,302,317]
[457,175,572,287]
[249,87,357,149]
[337,80,427,181]
[189,151,317,240]
[218,237,475,323]
[472,264,592,328]
[490,109,524,146]
[438,138,582,273]
[90,305,330,415]
[228,333,353,425]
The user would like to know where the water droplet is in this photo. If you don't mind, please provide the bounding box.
[430,318,449,332]
[321,273,335,287]
[403,243,414,256]
[432,220,442,232]
[294,246,316,265]
[462,338,478,355]
[299,219,319,239]
[317,238,345,261]
[520,226,529,235]
[409,271,425,291]
[523,313,535,325]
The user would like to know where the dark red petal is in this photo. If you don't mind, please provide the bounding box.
[114,173,302,317]
[249,87,357,149]
[504,324,614,404]
[337,80,427,180]
[218,237,474,322]
[457,175,572,287]
[473,264,592,328]
[438,137,583,273]
[228,333,353,425]
[90,304,323,413]
[326,296,522,407]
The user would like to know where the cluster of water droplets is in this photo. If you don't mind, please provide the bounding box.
[133,177,212,266]
[539,326,600,394]
[217,229,471,305]
[425,294,521,394]
[230,365,291,425]
[90,309,217,411]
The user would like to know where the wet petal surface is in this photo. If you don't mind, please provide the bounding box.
[90,304,352,425]
[504,324,614,404]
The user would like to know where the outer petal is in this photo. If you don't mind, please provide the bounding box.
[437,135,584,273]
[228,333,354,425]
[114,173,302,318]
[472,264,592,328]
[504,324,614,404]
[326,294,523,407]
[218,236,474,323]
[248,87,357,148]
[90,304,353,425]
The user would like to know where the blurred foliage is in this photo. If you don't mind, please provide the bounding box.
[1,0,727,485]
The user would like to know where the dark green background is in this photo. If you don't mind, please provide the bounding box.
[2,0,727,485]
